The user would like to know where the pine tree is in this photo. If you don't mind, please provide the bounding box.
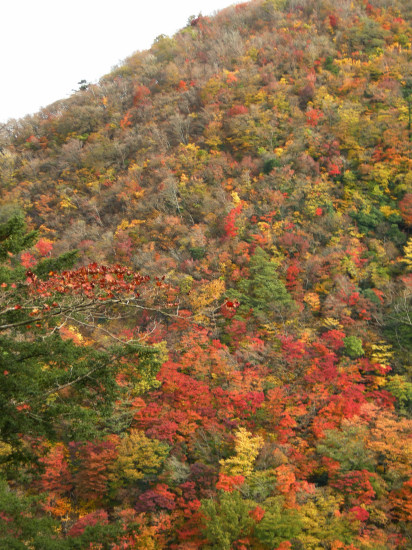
[0,215,162,453]
[227,247,294,322]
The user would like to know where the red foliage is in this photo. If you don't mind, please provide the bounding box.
[223,203,243,239]
[399,193,412,226]
[278,231,310,257]
[286,261,301,291]
[249,505,265,522]
[72,436,119,502]
[281,335,306,362]
[35,238,53,257]
[221,300,240,319]
[328,163,341,177]
[68,510,109,537]
[225,318,248,343]
[136,484,176,512]
[276,412,297,443]
[39,443,72,495]
[390,478,412,521]
[3,3,411,547]
[20,251,37,268]
[349,506,369,521]
[321,330,346,350]
[120,111,132,129]
[329,14,338,29]
[133,85,151,106]
[227,105,248,117]
[306,108,324,127]
[28,263,151,300]
[331,470,377,505]
[216,474,245,492]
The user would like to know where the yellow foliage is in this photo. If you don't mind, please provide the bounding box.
[114,219,144,238]
[152,341,169,365]
[179,173,189,188]
[271,92,290,113]
[111,430,169,485]
[201,76,224,103]
[369,263,390,287]
[47,496,72,518]
[370,342,393,366]
[59,197,77,210]
[231,191,241,205]
[59,324,85,345]
[402,237,412,271]
[220,427,264,477]
[247,89,268,106]
[298,492,345,548]
[189,279,226,323]
[367,412,412,477]
[370,163,393,194]
[322,317,343,330]
[304,292,321,312]
[0,441,12,464]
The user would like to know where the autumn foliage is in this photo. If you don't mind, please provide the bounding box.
[0,0,411,548]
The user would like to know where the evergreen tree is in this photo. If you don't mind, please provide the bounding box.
[228,247,294,322]
[0,215,162,459]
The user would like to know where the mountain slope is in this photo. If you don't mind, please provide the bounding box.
[0,0,411,548]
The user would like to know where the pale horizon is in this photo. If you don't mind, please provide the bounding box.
[0,0,240,124]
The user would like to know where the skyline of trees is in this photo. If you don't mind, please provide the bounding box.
[0,0,411,547]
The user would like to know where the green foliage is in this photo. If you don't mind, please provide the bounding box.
[344,18,387,55]
[0,336,160,449]
[386,375,412,415]
[0,214,37,262]
[323,56,339,75]
[0,477,65,550]
[34,250,79,279]
[201,491,254,550]
[343,335,364,359]
[67,522,123,550]
[350,207,383,232]
[241,470,278,502]
[254,496,302,548]
[0,216,162,459]
[228,247,293,321]
[317,423,375,472]
[382,293,412,360]
[262,157,281,174]
[152,34,178,62]
[299,492,356,548]
[189,246,206,260]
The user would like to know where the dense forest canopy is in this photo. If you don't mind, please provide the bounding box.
[0,0,411,548]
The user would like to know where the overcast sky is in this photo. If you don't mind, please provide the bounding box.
[0,0,240,123]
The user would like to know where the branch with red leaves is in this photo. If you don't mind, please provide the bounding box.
[0,263,240,338]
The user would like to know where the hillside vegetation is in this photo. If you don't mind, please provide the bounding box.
[0,0,411,548]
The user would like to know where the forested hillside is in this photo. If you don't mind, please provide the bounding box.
[0,0,411,548]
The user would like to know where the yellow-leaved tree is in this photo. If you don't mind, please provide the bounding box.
[110,430,169,487]
[220,427,264,478]
[402,237,412,271]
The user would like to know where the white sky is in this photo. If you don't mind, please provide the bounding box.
[0,0,240,123]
